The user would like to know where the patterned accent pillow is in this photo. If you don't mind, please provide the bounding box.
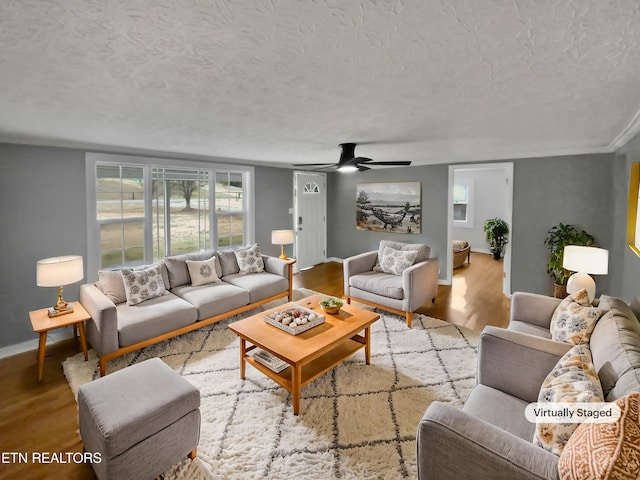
[533,344,604,455]
[186,256,220,286]
[550,289,605,345]
[121,264,168,306]
[558,392,640,480]
[378,246,418,276]
[233,244,265,274]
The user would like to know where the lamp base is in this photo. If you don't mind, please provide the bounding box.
[566,272,596,304]
[279,244,289,260]
[48,305,74,317]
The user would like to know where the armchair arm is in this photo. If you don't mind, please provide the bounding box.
[417,402,559,480]
[80,284,119,356]
[343,251,378,296]
[478,326,571,403]
[403,258,439,311]
[510,292,561,330]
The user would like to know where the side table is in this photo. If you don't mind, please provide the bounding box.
[29,301,90,381]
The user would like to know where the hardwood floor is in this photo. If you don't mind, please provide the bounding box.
[0,252,508,480]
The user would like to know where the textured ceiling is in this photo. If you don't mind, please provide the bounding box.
[1,0,640,167]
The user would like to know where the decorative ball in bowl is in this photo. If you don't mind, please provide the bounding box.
[320,298,343,315]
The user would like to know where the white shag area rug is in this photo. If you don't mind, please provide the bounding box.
[63,289,479,480]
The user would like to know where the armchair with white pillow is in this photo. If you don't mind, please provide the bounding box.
[343,240,439,328]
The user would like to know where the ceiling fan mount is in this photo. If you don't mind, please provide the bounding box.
[293,143,411,172]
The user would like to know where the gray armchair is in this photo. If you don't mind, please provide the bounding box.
[343,240,439,327]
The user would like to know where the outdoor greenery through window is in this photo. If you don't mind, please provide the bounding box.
[92,157,250,270]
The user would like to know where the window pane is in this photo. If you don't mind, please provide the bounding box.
[97,194,121,220]
[97,166,121,192]
[124,222,144,248]
[124,247,144,265]
[152,179,165,261]
[453,184,468,203]
[101,251,123,269]
[453,204,467,221]
[217,214,243,247]
[100,223,123,252]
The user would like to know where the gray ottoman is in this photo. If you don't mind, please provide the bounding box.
[78,357,200,480]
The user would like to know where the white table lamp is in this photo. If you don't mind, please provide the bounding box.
[37,255,84,317]
[271,230,294,260]
[562,246,608,303]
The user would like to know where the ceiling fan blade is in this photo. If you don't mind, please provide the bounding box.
[354,157,373,163]
[357,165,371,172]
[291,163,337,167]
[365,161,412,166]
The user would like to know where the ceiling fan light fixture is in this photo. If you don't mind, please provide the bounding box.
[337,164,358,172]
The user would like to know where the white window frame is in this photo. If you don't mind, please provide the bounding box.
[453,179,474,228]
[86,153,254,280]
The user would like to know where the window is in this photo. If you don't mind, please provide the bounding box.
[304,182,320,194]
[453,180,474,228]
[87,154,253,275]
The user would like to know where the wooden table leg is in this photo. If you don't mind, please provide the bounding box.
[364,326,371,365]
[239,338,246,380]
[292,364,301,415]
[37,332,47,381]
[77,322,89,361]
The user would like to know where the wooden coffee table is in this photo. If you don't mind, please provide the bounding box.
[228,295,379,414]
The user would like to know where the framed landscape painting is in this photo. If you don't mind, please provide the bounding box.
[356,181,421,234]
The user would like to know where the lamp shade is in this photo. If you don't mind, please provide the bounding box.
[271,230,294,245]
[562,246,609,275]
[37,255,84,287]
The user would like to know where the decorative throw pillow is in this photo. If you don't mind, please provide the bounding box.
[121,264,168,306]
[233,244,265,274]
[533,344,604,455]
[378,246,418,276]
[373,240,429,272]
[97,270,127,304]
[186,255,220,286]
[558,392,640,480]
[550,289,605,345]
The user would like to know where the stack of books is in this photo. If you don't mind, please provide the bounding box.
[251,349,289,373]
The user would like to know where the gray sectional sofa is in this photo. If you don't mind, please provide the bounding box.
[416,292,640,480]
[80,248,294,376]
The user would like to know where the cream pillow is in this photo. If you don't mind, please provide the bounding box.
[550,289,604,345]
[558,391,640,480]
[233,244,265,274]
[121,264,168,306]
[186,256,220,286]
[97,270,127,304]
[378,246,418,275]
[533,344,604,455]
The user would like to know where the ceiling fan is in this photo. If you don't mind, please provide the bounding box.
[293,143,412,172]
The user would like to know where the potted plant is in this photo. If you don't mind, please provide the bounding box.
[544,223,594,298]
[483,218,510,259]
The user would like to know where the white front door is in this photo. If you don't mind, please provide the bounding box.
[294,172,327,269]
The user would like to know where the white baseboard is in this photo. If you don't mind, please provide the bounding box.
[0,328,74,360]
[326,257,343,263]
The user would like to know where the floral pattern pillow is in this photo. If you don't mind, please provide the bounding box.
[121,264,168,306]
[550,289,604,345]
[533,344,604,455]
[186,255,220,286]
[233,244,265,274]
[378,246,418,276]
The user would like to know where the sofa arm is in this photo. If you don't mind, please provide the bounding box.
[343,251,378,295]
[510,292,561,330]
[417,402,560,480]
[262,255,291,279]
[478,326,571,403]
[403,258,439,311]
[80,284,119,356]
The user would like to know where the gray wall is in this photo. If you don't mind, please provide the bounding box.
[612,132,640,305]
[0,143,292,349]
[327,153,616,295]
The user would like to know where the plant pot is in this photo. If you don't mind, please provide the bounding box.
[492,251,501,260]
[553,283,568,299]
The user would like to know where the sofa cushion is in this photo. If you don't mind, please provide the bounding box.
[171,282,250,320]
[533,344,604,455]
[186,255,220,286]
[217,249,240,276]
[97,270,127,305]
[121,264,168,306]
[233,244,265,274]
[590,295,640,401]
[550,289,604,345]
[222,272,288,303]
[116,292,197,346]
[374,240,430,271]
[378,246,418,275]
[558,391,640,480]
[349,271,404,300]
[163,250,217,289]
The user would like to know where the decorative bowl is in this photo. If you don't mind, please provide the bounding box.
[320,298,343,315]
